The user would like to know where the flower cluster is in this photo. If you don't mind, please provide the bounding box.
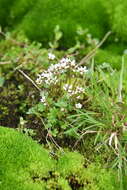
[36,53,88,111]
[36,53,88,86]
[36,70,58,85]
[36,57,75,85]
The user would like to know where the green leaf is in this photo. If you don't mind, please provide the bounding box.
[54,100,67,108]
[54,25,63,41]
[37,103,45,112]
[55,31,62,41]
[27,107,37,115]
[64,128,79,138]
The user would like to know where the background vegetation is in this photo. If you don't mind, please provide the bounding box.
[1,0,127,189]
[0,127,121,190]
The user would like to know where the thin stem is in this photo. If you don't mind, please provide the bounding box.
[17,69,42,92]
[78,31,112,67]
[0,61,11,65]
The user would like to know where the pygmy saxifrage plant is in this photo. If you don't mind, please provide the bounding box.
[32,53,89,137]
[36,53,88,108]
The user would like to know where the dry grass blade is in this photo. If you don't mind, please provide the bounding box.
[0,61,11,65]
[78,31,112,66]
[17,69,42,92]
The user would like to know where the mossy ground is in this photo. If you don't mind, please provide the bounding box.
[0,126,121,190]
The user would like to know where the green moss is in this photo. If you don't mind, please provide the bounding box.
[81,164,119,190]
[2,0,127,49]
[0,0,109,47]
[10,0,35,24]
[0,126,54,190]
[57,152,121,190]
[57,151,84,177]
[0,0,16,27]
[95,49,121,69]
[103,0,127,42]
[21,0,108,48]
[57,178,71,190]
[95,48,127,69]
[0,127,122,189]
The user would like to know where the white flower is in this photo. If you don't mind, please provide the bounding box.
[36,74,42,84]
[68,89,72,93]
[60,58,71,64]
[76,96,81,99]
[36,78,42,84]
[63,84,69,91]
[63,84,73,91]
[71,60,76,67]
[77,66,88,74]
[48,53,56,60]
[77,86,84,93]
[40,96,46,103]
[75,103,82,109]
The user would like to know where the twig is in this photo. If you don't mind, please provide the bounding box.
[17,69,42,92]
[78,31,112,67]
[49,135,64,152]
[46,133,52,150]
[0,61,11,65]
[37,116,53,151]
[36,114,63,152]
[73,130,97,149]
